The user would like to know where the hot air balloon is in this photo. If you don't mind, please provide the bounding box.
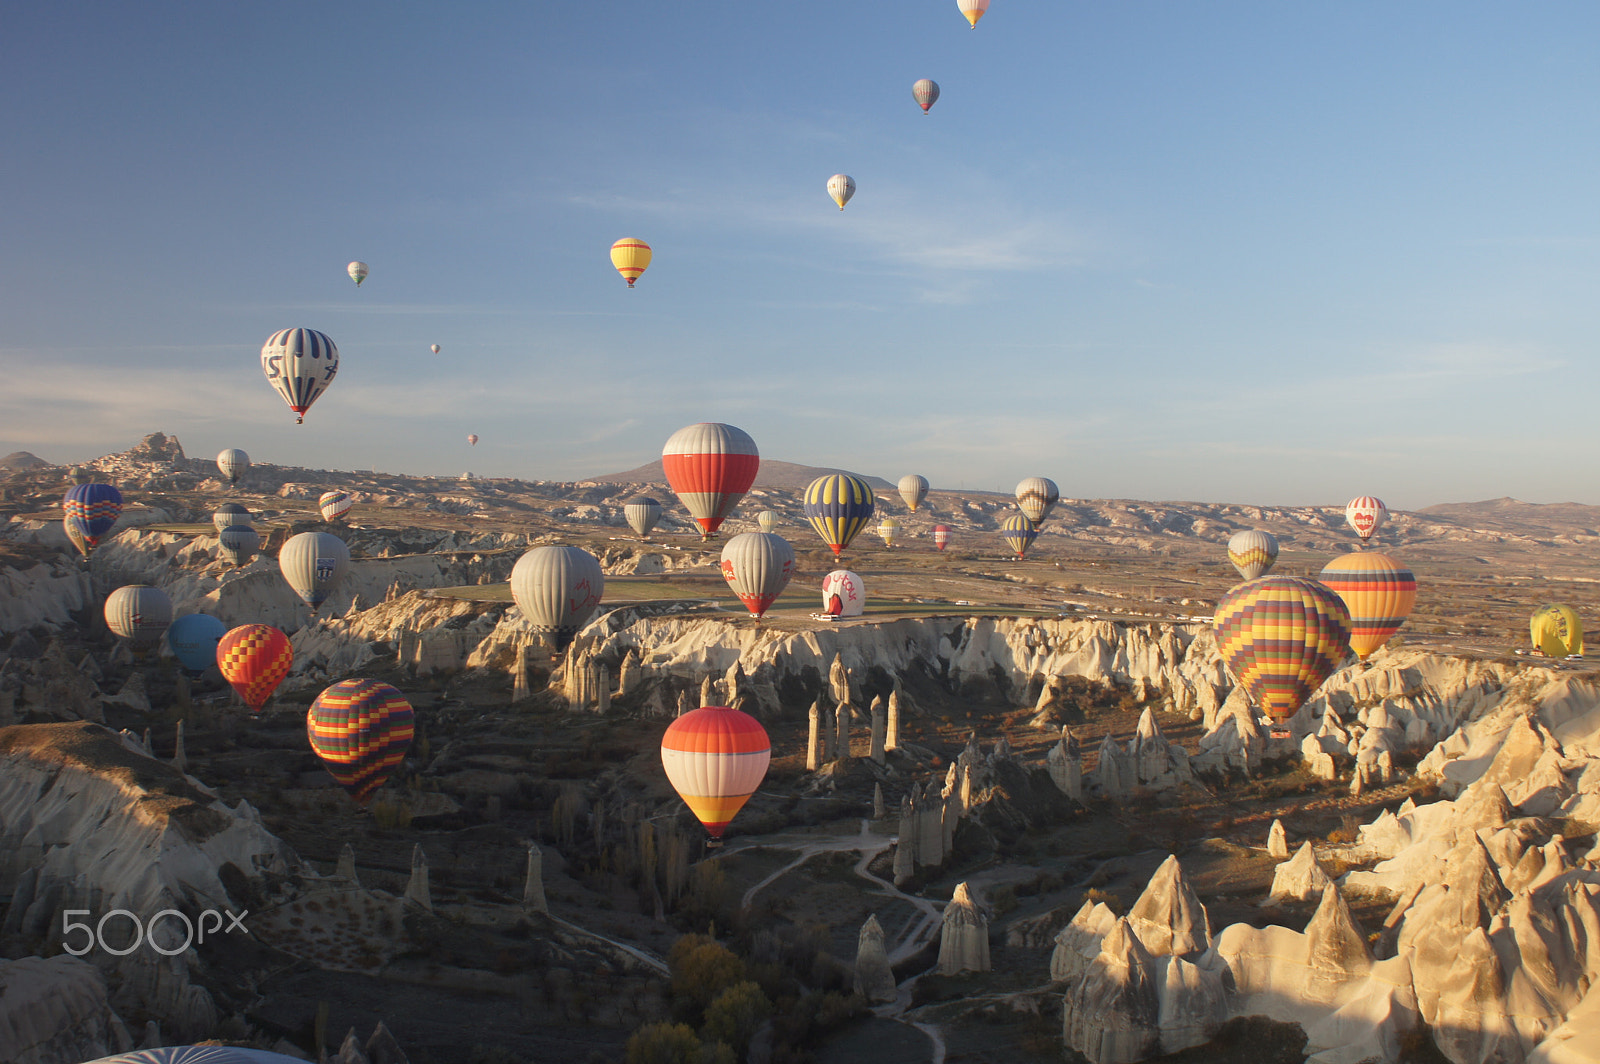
[720,532,795,618]
[104,585,173,650]
[261,328,338,424]
[827,174,856,211]
[216,448,250,486]
[431,344,441,354]
[212,503,251,533]
[756,510,780,534]
[1531,604,1584,657]
[63,483,123,558]
[803,474,875,558]
[624,496,663,538]
[347,261,368,286]
[319,490,353,523]
[467,433,478,446]
[167,613,227,675]
[1000,513,1038,559]
[279,531,350,614]
[821,569,865,618]
[661,423,760,540]
[958,0,989,28]
[611,238,652,287]
[1015,477,1060,528]
[510,544,605,652]
[1227,530,1279,581]
[1319,552,1417,662]
[913,79,940,114]
[217,623,293,712]
[1213,576,1352,724]
[307,679,415,804]
[898,474,929,512]
[878,517,901,547]
[1345,496,1388,544]
[932,525,951,551]
[218,525,261,568]
[660,705,771,842]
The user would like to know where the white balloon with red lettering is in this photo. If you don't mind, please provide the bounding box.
[821,569,865,618]
[720,532,794,618]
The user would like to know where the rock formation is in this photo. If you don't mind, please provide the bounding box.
[853,914,897,1002]
[1267,818,1289,859]
[937,882,990,974]
[523,842,547,913]
[1267,841,1333,905]
[404,845,431,911]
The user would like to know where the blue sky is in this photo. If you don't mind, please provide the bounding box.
[3,3,1598,507]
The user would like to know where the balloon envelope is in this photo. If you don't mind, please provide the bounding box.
[721,532,795,617]
[217,624,293,712]
[63,484,123,557]
[85,1048,311,1064]
[912,79,940,113]
[803,474,875,558]
[624,496,663,537]
[467,433,478,446]
[932,525,951,551]
[1000,514,1037,558]
[218,524,261,568]
[610,237,652,287]
[898,474,929,512]
[279,531,350,613]
[347,261,368,286]
[958,0,989,27]
[756,510,780,534]
[431,344,441,354]
[104,585,173,649]
[661,423,760,540]
[1213,576,1352,722]
[261,328,338,424]
[1531,604,1584,657]
[827,174,855,210]
[1227,530,1279,581]
[319,490,353,522]
[1345,496,1387,543]
[168,613,227,673]
[308,679,415,804]
[1015,477,1060,527]
[510,545,605,652]
[660,705,771,840]
[1319,552,1417,662]
[878,517,901,547]
[212,503,251,532]
[216,448,250,485]
[822,569,865,618]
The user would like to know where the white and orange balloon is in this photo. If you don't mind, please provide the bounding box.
[660,706,771,841]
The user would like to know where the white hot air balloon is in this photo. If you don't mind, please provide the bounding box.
[898,474,929,512]
[912,79,940,114]
[216,448,250,485]
[104,584,173,649]
[279,531,350,615]
[827,174,856,211]
[821,570,865,618]
[720,532,795,618]
[219,524,261,568]
[1015,476,1060,527]
[348,261,369,286]
[212,503,252,533]
[958,0,990,29]
[431,344,441,354]
[510,545,604,652]
[1226,529,1279,581]
[756,510,780,534]
[467,434,479,447]
[261,328,338,424]
[1345,496,1388,544]
[624,496,663,538]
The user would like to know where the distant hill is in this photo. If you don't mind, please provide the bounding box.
[587,458,893,492]
[0,452,50,471]
[1417,498,1600,536]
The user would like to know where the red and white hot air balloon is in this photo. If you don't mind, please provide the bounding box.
[720,532,794,618]
[661,423,760,541]
[1345,496,1388,544]
[932,525,952,552]
[660,705,771,842]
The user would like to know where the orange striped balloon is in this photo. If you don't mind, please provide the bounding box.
[1319,552,1417,661]
[660,705,771,840]
[1214,577,1351,722]
[307,679,415,805]
[217,624,293,712]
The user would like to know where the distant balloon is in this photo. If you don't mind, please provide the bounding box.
[431,344,441,354]
[1015,477,1060,528]
[1345,496,1388,544]
[756,510,781,534]
[217,623,293,712]
[308,679,415,805]
[510,544,605,652]
[610,237,653,287]
[660,705,771,841]
[1226,530,1279,581]
[104,585,173,650]
[319,490,353,523]
[167,613,227,674]
[827,174,856,211]
[822,569,865,618]
[1319,552,1417,662]
[878,517,901,547]
[999,513,1038,559]
[279,531,350,614]
[261,328,338,424]
[218,524,261,568]
[803,474,875,557]
[898,474,929,512]
[932,525,952,552]
[624,496,664,538]
[467,433,478,447]
[913,79,941,114]
[216,448,250,486]
[62,483,123,558]
[661,423,761,540]
[1213,576,1352,723]
[212,503,252,533]
[958,0,989,28]
[347,261,368,286]
[1531,604,1584,657]
[720,532,795,618]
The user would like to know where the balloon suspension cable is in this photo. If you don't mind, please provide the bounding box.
[296,416,305,424]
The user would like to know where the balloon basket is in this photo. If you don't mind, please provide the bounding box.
[1269,727,1290,740]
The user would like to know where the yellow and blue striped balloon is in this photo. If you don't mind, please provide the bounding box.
[1214,576,1352,722]
[803,474,875,558]
[1000,513,1038,558]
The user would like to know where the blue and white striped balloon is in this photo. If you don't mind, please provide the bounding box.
[261,328,338,424]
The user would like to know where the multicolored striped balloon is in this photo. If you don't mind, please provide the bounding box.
[660,705,771,840]
[62,483,123,558]
[661,423,760,541]
[1000,513,1038,559]
[261,328,338,424]
[1531,604,1584,657]
[1214,577,1352,722]
[318,490,353,523]
[803,474,875,558]
[307,679,414,805]
[1345,496,1387,543]
[1319,552,1417,661]
[217,624,293,712]
[1227,529,1279,581]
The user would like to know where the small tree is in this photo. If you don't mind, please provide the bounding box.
[626,1023,702,1064]
[701,981,771,1060]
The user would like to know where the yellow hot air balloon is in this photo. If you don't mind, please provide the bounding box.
[1318,552,1417,662]
[1214,576,1352,724]
[1531,604,1584,657]
[610,238,652,288]
[958,0,990,29]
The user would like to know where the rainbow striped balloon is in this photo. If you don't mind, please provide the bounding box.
[803,474,875,558]
[660,705,770,840]
[62,483,123,558]
[1000,513,1038,559]
[307,679,415,805]
[1319,552,1417,661]
[1214,576,1352,722]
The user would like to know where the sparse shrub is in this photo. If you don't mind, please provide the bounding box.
[625,1024,701,1064]
[370,799,413,830]
[1082,888,1123,914]
[991,884,1018,916]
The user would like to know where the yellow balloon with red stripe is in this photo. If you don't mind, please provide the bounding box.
[610,237,652,287]
[1318,551,1417,662]
[660,705,771,840]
